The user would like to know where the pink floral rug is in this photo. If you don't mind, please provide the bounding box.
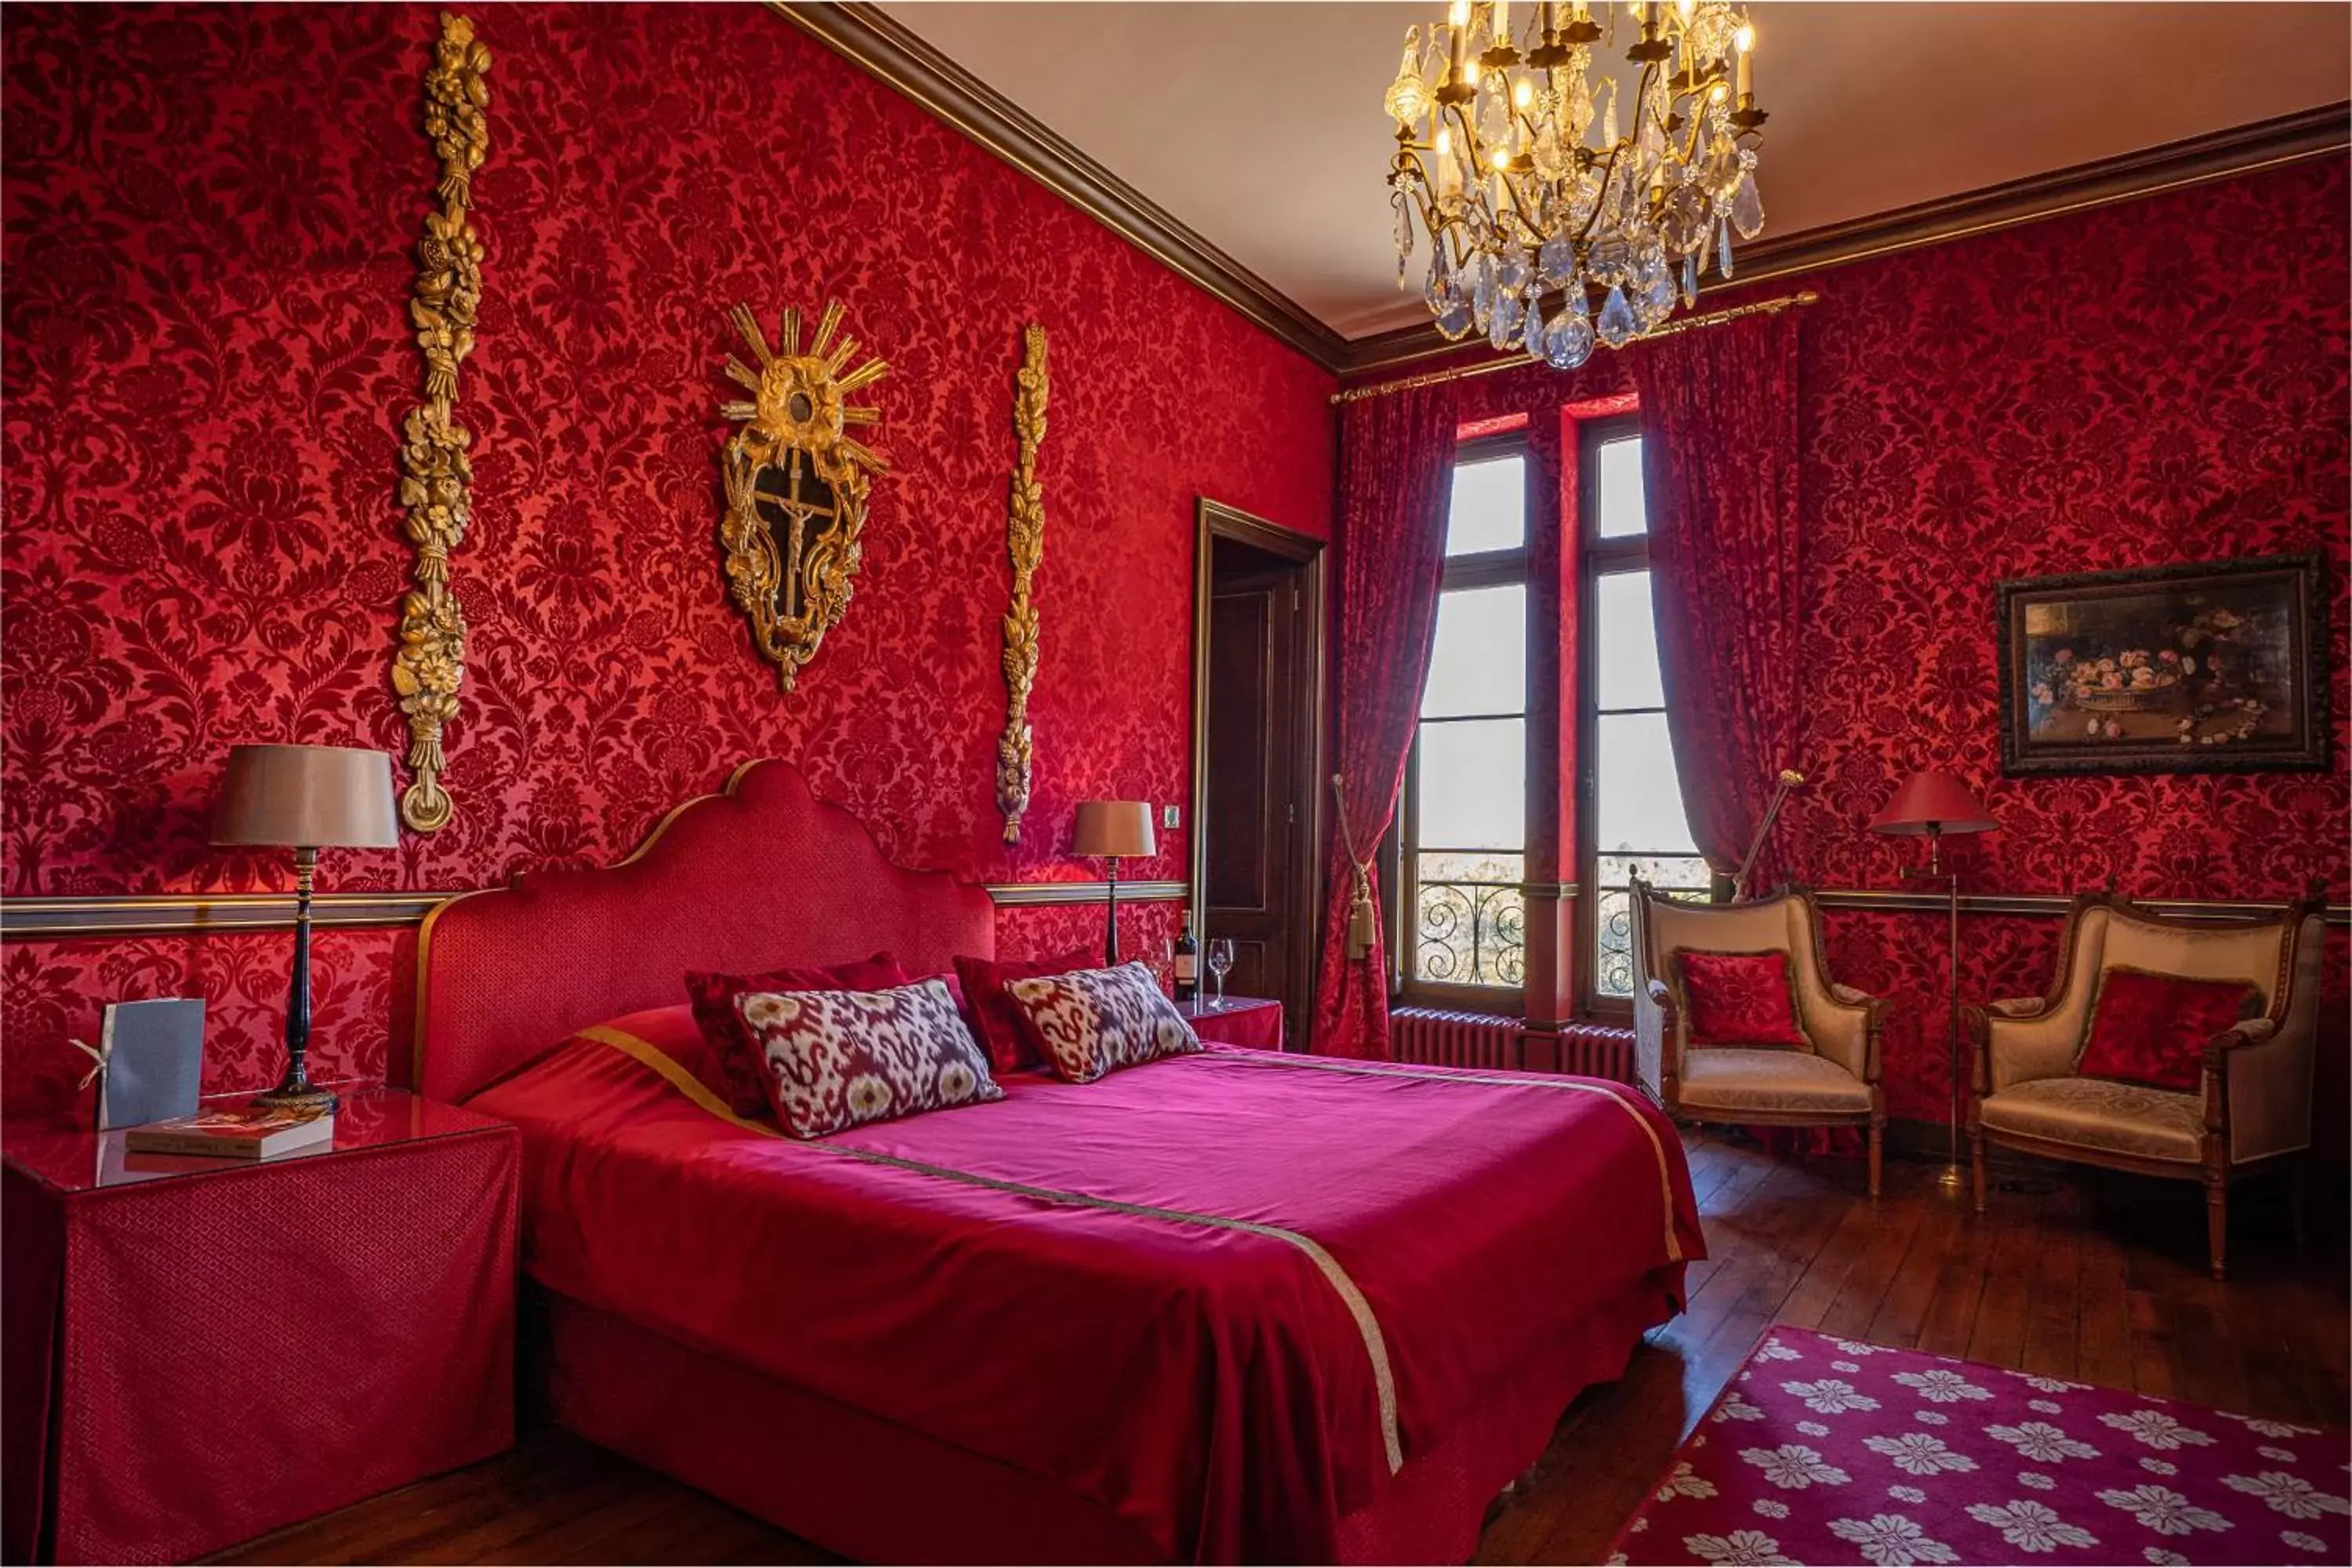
[1608,1326,2348,1566]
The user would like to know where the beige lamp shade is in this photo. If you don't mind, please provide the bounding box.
[212,744,401,849]
[1071,800,1156,859]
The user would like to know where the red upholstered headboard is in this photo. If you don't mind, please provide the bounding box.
[411,760,996,1102]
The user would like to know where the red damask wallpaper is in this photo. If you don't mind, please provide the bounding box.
[1440,159,2349,1127]
[0,4,1330,1112]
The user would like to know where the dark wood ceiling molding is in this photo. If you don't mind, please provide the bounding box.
[1342,101,2352,375]
[770,1,1350,371]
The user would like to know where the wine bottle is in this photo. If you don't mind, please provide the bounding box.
[1172,909,1200,1002]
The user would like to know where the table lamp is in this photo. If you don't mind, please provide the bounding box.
[212,744,400,1110]
[1870,768,1997,1188]
[1072,800,1155,965]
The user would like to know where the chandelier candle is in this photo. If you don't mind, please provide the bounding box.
[1385,0,1766,367]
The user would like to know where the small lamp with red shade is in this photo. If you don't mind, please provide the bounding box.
[1870,768,1998,1189]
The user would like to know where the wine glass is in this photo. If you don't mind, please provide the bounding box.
[1207,939,1235,1009]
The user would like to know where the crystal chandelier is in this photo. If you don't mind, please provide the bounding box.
[1383,0,1766,368]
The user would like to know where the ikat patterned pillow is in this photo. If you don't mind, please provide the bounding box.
[1004,961,1202,1083]
[732,978,1003,1139]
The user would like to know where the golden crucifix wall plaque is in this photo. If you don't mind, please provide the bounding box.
[717,300,889,691]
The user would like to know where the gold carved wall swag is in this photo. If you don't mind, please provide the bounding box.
[718,302,889,692]
[996,325,1048,844]
[390,12,489,833]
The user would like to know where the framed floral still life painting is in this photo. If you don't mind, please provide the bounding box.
[1995,554,2328,775]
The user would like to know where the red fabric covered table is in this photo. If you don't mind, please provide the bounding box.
[1,1087,518,1565]
[1176,993,1284,1051]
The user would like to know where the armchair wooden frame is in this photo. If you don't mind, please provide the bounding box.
[1964,890,2324,1281]
[1635,882,1891,1196]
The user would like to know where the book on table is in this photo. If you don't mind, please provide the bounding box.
[122,1103,335,1160]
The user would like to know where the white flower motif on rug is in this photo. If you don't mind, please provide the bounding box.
[1828,1513,1958,1566]
[1987,1421,2100,1463]
[2097,1484,2233,1536]
[2221,1472,2352,1520]
[1864,1432,1977,1476]
[1831,1339,1886,1356]
[1683,1529,1795,1565]
[1604,1326,2347,1567]
[1657,1461,1718,1502]
[1740,1444,1852,1490]
[1965,1498,2099,1552]
[1893,1368,1991,1403]
[2006,1370,2088,1393]
[2102,1410,2216,1450]
[2227,1414,2321,1439]
[1755,1338,1802,1363]
[1782,1377,1879,1414]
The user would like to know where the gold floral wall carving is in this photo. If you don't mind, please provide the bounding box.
[996,325,1048,843]
[390,12,489,833]
[717,300,889,691]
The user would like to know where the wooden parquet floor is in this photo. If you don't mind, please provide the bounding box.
[216,1131,2347,1566]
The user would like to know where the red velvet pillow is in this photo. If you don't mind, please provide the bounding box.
[568,1004,729,1101]
[685,952,907,1118]
[1675,949,1810,1050]
[2078,967,2259,1092]
[953,947,1099,1074]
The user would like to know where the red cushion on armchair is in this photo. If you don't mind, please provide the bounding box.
[2078,966,2259,1092]
[1676,949,1811,1050]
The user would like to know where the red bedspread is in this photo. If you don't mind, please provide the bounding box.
[470,1036,1704,1563]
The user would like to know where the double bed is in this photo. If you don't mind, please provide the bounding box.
[412,761,1704,1563]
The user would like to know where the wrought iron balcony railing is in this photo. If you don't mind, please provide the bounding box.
[1413,878,1526,988]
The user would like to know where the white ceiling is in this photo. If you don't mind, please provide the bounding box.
[880,2,2350,340]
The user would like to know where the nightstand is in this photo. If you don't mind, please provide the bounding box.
[1,1087,519,1564]
[1177,994,1285,1051]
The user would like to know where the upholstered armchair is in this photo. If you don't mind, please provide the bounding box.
[1965,892,2326,1280]
[1632,883,1889,1195]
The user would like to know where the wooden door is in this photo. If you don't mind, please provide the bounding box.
[1203,563,1323,1042]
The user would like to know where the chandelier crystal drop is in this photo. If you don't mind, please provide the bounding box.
[1383,0,1766,363]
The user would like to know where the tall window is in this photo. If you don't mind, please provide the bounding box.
[1400,437,1529,997]
[1578,418,1707,1007]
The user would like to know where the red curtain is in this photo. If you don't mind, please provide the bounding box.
[1308,384,1459,1059]
[1635,311,1805,891]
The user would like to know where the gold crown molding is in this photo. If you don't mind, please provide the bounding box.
[765,0,1348,372]
[1,880,1198,938]
[995,325,1047,843]
[1341,101,2352,375]
[391,13,492,832]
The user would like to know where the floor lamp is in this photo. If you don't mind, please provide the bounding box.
[1869,770,1996,1189]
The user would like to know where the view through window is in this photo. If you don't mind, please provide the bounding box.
[1581,422,1708,1003]
[1404,443,1527,991]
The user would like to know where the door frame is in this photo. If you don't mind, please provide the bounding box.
[1190,498,1327,1047]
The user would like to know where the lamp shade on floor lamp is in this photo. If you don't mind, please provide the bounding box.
[1870,768,1994,1187]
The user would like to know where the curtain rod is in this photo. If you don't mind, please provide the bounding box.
[1330,288,1821,405]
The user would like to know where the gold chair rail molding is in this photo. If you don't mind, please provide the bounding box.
[2,885,2338,941]
[0,881,1197,939]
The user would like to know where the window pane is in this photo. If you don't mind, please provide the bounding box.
[1593,568,1664,710]
[1594,437,1646,539]
[1595,853,1712,895]
[1415,717,1524,851]
[1595,712,1697,854]
[1447,455,1524,555]
[1413,851,1525,987]
[1421,585,1526,718]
